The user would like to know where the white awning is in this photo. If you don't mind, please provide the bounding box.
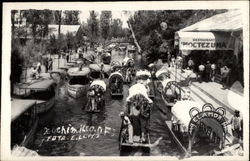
[127,83,152,103]
[175,31,233,51]
[90,80,106,91]
[136,70,151,77]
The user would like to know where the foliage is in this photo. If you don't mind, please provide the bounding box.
[129,9,228,63]
[63,10,80,25]
[100,11,112,41]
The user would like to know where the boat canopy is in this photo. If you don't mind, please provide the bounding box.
[89,64,111,73]
[108,72,124,81]
[123,57,134,65]
[172,100,202,131]
[155,69,169,78]
[136,70,151,78]
[126,83,152,103]
[11,99,36,122]
[67,67,90,76]
[90,80,106,91]
[160,79,174,88]
[148,63,155,68]
[21,79,55,90]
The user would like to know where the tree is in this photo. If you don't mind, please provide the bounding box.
[87,11,99,46]
[110,18,123,38]
[63,10,80,25]
[100,11,112,42]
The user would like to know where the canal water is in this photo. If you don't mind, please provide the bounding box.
[32,49,181,156]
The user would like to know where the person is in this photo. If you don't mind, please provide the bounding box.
[36,62,41,77]
[210,64,216,82]
[171,55,175,68]
[229,110,242,140]
[198,64,205,83]
[66,53,69,63]
[31,66,37,79]
[221,65,230,89]
[205,61,211,82]
[187,57,194,70]
[48,58,53,71]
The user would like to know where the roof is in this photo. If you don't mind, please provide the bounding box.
[90,80,106,91]
[109,72,124,80]
[21,79,55,90]
[67,67,90,76]
[89,64,111,72]
[180,10,242,32]
[126,83,152,103]
[48,25,80,37]
[11,99,36,122]
[172,100,202,129]
[136,70,151,77]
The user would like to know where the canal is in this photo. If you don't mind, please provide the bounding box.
[32,49,181,156]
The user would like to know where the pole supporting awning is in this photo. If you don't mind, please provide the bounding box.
[175,32,234,51]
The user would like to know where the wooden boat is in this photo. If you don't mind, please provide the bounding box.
[122,57,135,83]
[20,79,56,114]
[67,67,91,98]
[89,63,111,79]
[85,80,106,112]
[159,79,182,107]
[11,145,39,156]
[108,72,124,97]
[135,70,155,99]
[119,83,153,155]
[11,99,38,149]
[166,101,229,156]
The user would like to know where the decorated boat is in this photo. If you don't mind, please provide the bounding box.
[166,101,230,156]
[85,80,106,112]
[89,63,111,79]
[135,70,155,99]
[101,52,111,64]
[20,79,56,114]
[119,83,153,155]
[108,71,124,97]
[67,67,91,98]
[122,57,135,83]
[11,99,38,149]
[158,79,182,107]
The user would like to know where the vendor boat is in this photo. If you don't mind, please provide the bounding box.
[108,71,124,97]
[119,83,153,155]
[67,67,91,98]
[11,99,38,149]
[85,80,106,112]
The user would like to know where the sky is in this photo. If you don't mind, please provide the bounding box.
[78,10,134,28]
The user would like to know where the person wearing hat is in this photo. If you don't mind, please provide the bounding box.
[229,110,242,140]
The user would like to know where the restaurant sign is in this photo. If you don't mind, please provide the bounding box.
[176,32,233,50]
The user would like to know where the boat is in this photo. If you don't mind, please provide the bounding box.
[101,52,111,64]
[20,79,56,114]
[122,57,135,83]
[119,83,153,155]
[158,79,182,107]
[67,67,91,98]
[89,63,111,79]
[135,70,155,99]
[11,99,38,149]
[111,61,122,73]
[12,145,39,156]
[166,101,229,156]
[85,80,106,112]
[155,68,171,81]
[108,71,124,97]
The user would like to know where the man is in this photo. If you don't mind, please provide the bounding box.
[66,53,69,63]
[187,57,194,70]
[229,110,242,140]
[205,61,211,82]
[221,65,230,89]
[198,64,205,83]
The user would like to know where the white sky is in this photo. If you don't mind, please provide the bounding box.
[78,10,134,28]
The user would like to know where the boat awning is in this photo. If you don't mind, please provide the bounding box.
[175,31,233,51]
[90,80,106,91]
[11,99,36,122]
[136,70,151,78]
[68,67,90,76]
[21,79,55,90]
[109,72,124,81]
[172,100,203,129]
[89,64,111,73]
[127,83,152,103]
[179,10,242,32]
